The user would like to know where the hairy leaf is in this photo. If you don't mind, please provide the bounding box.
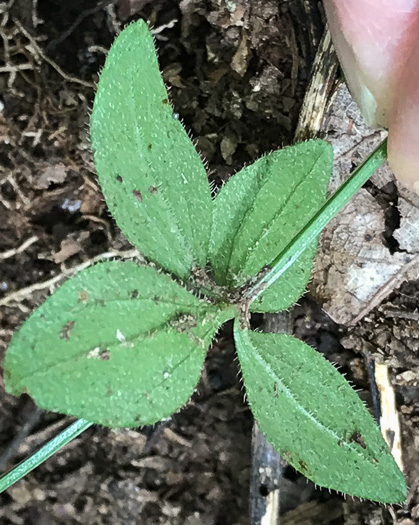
[90,21,212,279]
[249,244,317,312]
[234,325,407,503]
[4,261,237,427]
[209,140,333,311]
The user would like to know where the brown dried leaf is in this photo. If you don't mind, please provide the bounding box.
[231,31,251,76]
[53,234,87,264]
[311,85,419,325]
[35,163,68,190]
[395,186,419,254]
[312,190,416,325]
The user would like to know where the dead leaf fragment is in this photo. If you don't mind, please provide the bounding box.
[312,191,414,325]
[35,163,68,190]
[53,233,88,264]
[395,186,419,254]
[310,85,419,325]
[231,31,250,76]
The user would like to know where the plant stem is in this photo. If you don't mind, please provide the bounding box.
[0,418,92,494]
[246,138,388,304]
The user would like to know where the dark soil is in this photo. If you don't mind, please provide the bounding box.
[0,1,418,524]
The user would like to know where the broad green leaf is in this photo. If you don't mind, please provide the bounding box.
[90,20,212,279]
[234,325,407,503]
[209,140,333,311]
[249,244,317,313]
[4,261,237,427]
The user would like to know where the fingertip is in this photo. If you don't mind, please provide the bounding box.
[388,35,419,194]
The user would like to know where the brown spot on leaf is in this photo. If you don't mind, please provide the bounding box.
[386,429,395,449]
[298,460,308,473]
[273,382,278,397]
[147,143,153,151]
[133,190,143,202]
[61,321,75,340]
[350,431,367,449]
[87,347,110,361]
[131,289,139,299]
[79,290,88,302]
[162,98,169,105]
[148,185,158,194]
[116,174,123,183]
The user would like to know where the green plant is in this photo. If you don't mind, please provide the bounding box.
[1,20,406,503]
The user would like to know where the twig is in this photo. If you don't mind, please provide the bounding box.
[0,405,43,470]
[0,249,141,307]
[351,255,419,325]
[46,0,113,51]
[250,423,283,524]
[250,313,292,525]
[373,362,404,471]
[365,355,382,425]
[163,427,191,448]
[0,236,39,261]
[17,418,71,455]
[13,19,95,88]
[294,30,339,141]
[31,0,43,27]
[381,308,419,321]
[0,63,34,73]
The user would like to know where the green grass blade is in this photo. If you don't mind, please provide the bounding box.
[0,418,92,494]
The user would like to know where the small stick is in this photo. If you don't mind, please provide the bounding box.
[0,248,141,307]
[0,236,39,261]
[13,19,95,89]
[250,423,283,524]
[366,355,382,425]
[294,30,339,142]
[250,313,292,525]
[0,405,43,470]
[46,1,113,51]
[368,360,404,471]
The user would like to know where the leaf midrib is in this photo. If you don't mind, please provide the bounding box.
[127,67,197,269]
[232,150,325,280]
[238,329,370,458]
[15,310,205,387]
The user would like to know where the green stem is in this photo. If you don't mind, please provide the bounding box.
[246,139,388,303]
[0,418,92,494]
